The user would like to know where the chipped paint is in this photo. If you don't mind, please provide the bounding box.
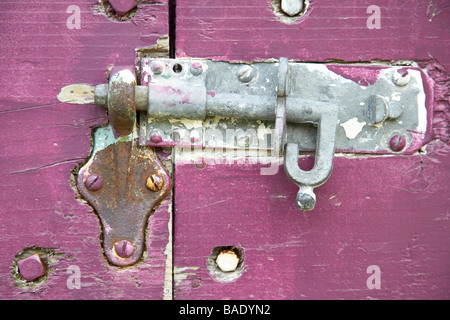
[340,118,366,140]
[57,84,95,104]
[163,201,173,300]
[136,35,170,59]
[173,266,199,285]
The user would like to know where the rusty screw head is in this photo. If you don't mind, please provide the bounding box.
[114,240,134,258]
[85,174,103,191]
[146,173,163,192]
[17,253,45,281]
[389,134,406,152]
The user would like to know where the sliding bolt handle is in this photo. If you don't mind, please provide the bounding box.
[284,99,339,211]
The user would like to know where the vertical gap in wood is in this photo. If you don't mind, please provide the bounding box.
[169,0,176,58]
[170,160,176,300]
[169,0,177,299]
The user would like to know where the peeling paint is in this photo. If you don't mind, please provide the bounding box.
[163,201,173,300]
[340,118,366,140]
[173,266,199,285]
[136,35,170,59]
[57,84,95,104]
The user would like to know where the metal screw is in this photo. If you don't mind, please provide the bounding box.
[85,174,103,191]
[146,173,163,191]
[389,135,406,152]
[150,134,163,143]
[108,0,138,16]
[281,0,305,17]
[215,249,240,272]
[392,69,410,86]
[114,240,134,258]
[190,62,203,76]
[150,60,165,74]
[236,65,255,83]
[17,254,45,281]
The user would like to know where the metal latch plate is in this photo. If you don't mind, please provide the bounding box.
[139,58,432,155]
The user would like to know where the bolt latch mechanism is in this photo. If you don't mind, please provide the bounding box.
[85,57,431,257]
[93,58,430,214]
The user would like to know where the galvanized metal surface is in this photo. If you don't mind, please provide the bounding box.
[77,125,171,267]
[284,99,338,211]
[138,58,431,155]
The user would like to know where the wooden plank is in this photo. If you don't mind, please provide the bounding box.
[176,0,450,70]
[174,133,450,299]
[0,0,171,299]
[173,0,450,299]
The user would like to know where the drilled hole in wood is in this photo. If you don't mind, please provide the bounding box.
[270,0,310,24]
[95,0,139,22]
[11,247,56,288]
[207,246,244,282]
[173,63,183,73]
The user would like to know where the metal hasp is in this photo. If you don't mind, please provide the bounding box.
[80,67,170,267]
[94,58,432,214]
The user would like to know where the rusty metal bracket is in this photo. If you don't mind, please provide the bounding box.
[77,125,170,267]
[79,67,171,267]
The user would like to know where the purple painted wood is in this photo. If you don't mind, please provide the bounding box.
[0,0,170,299]
[176,0,450,70]
[173,0,450,299]
[174,133,450,299]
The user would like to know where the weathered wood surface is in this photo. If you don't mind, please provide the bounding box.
[173,0,450,299]
[0,0,171,299]
[176,0,450,70]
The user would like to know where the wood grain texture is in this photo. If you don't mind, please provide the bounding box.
[173,0,450,299]
[0,0,170,299]
[174,140,450,299]
[176,0,450,70]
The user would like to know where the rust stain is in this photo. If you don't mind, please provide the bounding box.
[77,140,171,267]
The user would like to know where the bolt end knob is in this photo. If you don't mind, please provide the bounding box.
[295,189,316,211]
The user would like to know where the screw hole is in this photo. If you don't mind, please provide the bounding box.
[207,246,244,282]
[173,63,183,73]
